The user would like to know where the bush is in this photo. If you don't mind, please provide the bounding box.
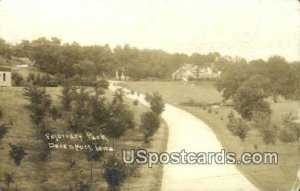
[226,112,250,142]
[49,106,62,121]
[133,100,139,106]
[12,71,24,86]
[207,108,212,113]
[9,143,27,166]
[279,129,297,143]
[102,154,130,191]
[0,123,8,142]
[145,92,165,115]
[140,111,160,143]
[215,110,219,115]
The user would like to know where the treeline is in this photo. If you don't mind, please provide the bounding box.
[1,37,220,80]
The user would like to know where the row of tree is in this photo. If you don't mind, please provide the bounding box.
[1,37,220,80]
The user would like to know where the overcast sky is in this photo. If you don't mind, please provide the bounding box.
[0,0,299,61]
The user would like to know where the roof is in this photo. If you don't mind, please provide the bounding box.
[0,66,12,72]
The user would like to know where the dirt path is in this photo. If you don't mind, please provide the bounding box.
[109,83,259,191]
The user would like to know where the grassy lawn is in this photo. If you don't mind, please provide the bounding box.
[0,87,168,191]
[120,80,300,191]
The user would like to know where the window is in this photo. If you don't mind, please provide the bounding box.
[3,73,6,81]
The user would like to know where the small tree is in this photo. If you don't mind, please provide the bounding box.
[4,172,14,189]
[282,113,300,142]
[85,141,104,184]
[60,80,76,111]
[49,105,62,122]
[102,154,129,191]
[9,143,27,166]
[140,111,160,143]
[261,125,278,149]
[145,92,165,115]
[0,123,8,144]
[251,111,278,148]
[226,112,250,142]
[12,71,24,86]
[103,91,135,138]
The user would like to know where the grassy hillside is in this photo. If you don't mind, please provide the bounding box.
[120,80,300,191]
[0,87,168,191]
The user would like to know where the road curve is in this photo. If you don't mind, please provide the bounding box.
[109,83,259,191]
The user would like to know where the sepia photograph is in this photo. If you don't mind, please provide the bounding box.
[0,0,299,190]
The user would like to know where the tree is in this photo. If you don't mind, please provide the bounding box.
[102,154,130,191]
[23,85,52,127]
[4,172,14,189]
[226,112,250,142]
[216,61,249,101]
[0,123,8,144]
[145,91,165,115]
[85,139,104,184]
[69,169,91,191]
[60,80,76,111]
[266,56,291,102]
[251,110,277,148]
[68,87,90,133]
[9,143,27,166]
[140,111,161,143]
[49,105,62,122]
[233,76,271,120]
[281,113,300,142]
[12,71,24,86]
[103,90,135,138]
[261,125,278,149]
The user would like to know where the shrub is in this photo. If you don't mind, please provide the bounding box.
[145,92,165,115]
[0,123,9,142]
[9,143,27,166]
[49,106,62,121]
[12,71,24,86]
[279,129,297,143]
[215,110,219,115]
[207,108,212,113]
[226,112,250,142]
[102,154,130,191]
[140,111,160,143]
[133,100,139,106]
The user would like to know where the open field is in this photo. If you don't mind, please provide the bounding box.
[120,80,300,191]
[0,87,168,191]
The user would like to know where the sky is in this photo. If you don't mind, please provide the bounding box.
[0,0,299,61]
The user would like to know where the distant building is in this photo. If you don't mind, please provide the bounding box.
[172,63,220,80]
[0,66,12,87]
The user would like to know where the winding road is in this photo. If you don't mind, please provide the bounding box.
[109,83,259,191]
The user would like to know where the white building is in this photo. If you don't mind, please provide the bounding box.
[0,66,12,87]
[172,63,220,80]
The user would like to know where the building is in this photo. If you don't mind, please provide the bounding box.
[172,63,220,80]
[0,66,12,87]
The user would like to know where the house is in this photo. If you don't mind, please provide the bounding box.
[0,66,12,87]
[172,63,220,80]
